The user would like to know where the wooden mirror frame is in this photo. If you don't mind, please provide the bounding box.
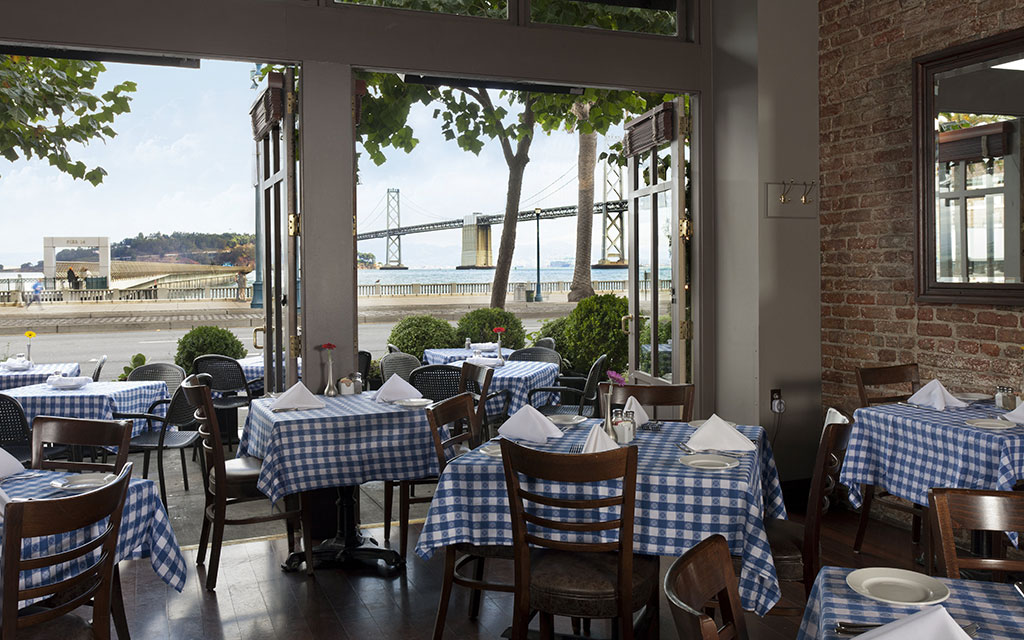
[915,26,1024,304]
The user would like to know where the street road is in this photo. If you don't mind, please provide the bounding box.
[10,319,542,377]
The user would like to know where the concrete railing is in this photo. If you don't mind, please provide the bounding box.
[354,280,669,297]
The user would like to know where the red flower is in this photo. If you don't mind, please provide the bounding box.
[492,327,506,334]
[321,343,336,350]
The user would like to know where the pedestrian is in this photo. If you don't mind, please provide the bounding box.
[67,267,78,290]
[235,271,247,301]
[26,280,43,308]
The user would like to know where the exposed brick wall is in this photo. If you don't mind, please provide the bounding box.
[819,0,1024,410]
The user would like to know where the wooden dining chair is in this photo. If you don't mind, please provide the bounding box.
[853,363,924,552]
[598,382,695,422]
[459,361,510,436]
[500,439,659,640]
[664,534,749,640]
[761,408,851,613]
[30,416,132,473]
[182,373,312,590]
[428,393,514,639]
[1,462,133,640]
[928,488,1024,581]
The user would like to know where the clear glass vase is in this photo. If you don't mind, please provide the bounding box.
[323,353,338,396]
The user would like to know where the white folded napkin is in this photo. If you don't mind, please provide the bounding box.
[46,375,92,389]
[470,342,498,351]
[271,382,326,411]
[0,447,25,481]
[908,379,968,410]
[374,374,423,403]
[4,358,32,371]
[622,396,650,426]
[856,606,971,640]
[498,405,564,443]
[465,356,504,367]
[1003,401,1024,424]
[687,414,756,451]
[582,424,618,453]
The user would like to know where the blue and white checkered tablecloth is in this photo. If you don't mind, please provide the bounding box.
[797,566,1024,639]
[840,403,1024,509]
[416,420,787,615]
[239,392,443,504]
[451,360,559,415]
[0,469,187,613]
[0,363,81,391]
[237,355,302,383]
[3,381,169,437]
[424,348,514,365]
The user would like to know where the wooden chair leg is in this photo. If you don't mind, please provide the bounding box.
[645,578,659,640]
[911,508,922,545]
[854,484,875,553]
[539,612,554,640]
[196,507,211,565]
[206,503,226,591]
[179,447,190,492]
[384,480,394,543]
[399,481,410,560]
[433,547,457,640]
[111,565,130,640]
[468,556,484,619]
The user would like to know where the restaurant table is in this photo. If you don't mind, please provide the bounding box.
[0,362,81,391]
[840,402,1024,511]
[797,565,1024,639]
[3,380,169,436]
[240,392,446,569]
[416,419,787,615]
[0,469,187,613]
[423,347,514,365]
[449,360,559,415]
[237,354,303,383]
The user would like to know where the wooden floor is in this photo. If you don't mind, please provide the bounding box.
[111,508,921,640]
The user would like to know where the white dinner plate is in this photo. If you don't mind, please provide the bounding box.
[50,472,118,493]
[392,398,433,408]
[965,418,1019,430]
[678,454,739,470]
[954,392,993,403]
[846,567,950,606]
[689,418,738,428]
[480,443,502,457]
[548,415,587,426]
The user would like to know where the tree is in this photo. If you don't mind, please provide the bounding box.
[0,55,136,185]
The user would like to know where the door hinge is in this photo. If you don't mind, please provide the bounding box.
[678,218,693,241]
[289,335,301,352]
[680,320,694,340]
[288,213,301,237]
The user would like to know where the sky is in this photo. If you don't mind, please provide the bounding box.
[0,58,621,269]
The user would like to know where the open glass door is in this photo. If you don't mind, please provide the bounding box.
[624,98,691,385]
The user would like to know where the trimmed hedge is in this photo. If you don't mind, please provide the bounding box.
[175,325,247,374]
[562,294,629,372]
[455,308,526,350]
[388,315,457,360]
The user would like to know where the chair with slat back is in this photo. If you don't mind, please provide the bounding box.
[410,364,463,402]
[31,416,131,474]
[1,462,133,640]
[459,362,510,435]
[91,355,108,382]
[928,488,1024,581]
[853,363,925,553]
[664,534,749,640]
[127,362,186,395]
[429,393,513,639]
[380,351,421,383]
[598,382,696,422]
[528,354,608,417]
[500,439,659,640]
[182,373,311,590]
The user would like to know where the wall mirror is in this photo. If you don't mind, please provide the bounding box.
[916,27,1024,304]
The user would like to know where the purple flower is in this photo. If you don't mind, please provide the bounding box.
[607,370,626,386]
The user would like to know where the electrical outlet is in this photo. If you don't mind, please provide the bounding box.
[770,389,785,414]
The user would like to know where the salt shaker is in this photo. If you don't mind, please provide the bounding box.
[351,372,364,395]
[465,337,472,350]
[622,410,636,443]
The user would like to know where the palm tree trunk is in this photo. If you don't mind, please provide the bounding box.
[490,151,531,309]
[568,129,597,302]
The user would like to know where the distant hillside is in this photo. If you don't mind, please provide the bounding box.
[51,232,256,267]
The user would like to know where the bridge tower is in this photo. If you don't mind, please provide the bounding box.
[381,188,407,270]
[596,161,627,268]
[457,213,494,269]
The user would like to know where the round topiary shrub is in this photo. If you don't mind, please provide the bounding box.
[535,316,569,351]
[388,315,457,360]
[455,308,526,350]
[175,325,247,374]
[562,294,628,372]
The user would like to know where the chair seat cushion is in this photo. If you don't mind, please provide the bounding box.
[528,550,659,618]
[17,608,94,640]
[765,517,806,581]
[131,431,201,449]
[209,456,264,499]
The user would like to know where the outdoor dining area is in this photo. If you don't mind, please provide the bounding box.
[0,335,1022,640]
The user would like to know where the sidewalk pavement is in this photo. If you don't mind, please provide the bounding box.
[0,298,577,335]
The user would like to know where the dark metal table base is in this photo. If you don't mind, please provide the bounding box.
[281,486,405,572]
